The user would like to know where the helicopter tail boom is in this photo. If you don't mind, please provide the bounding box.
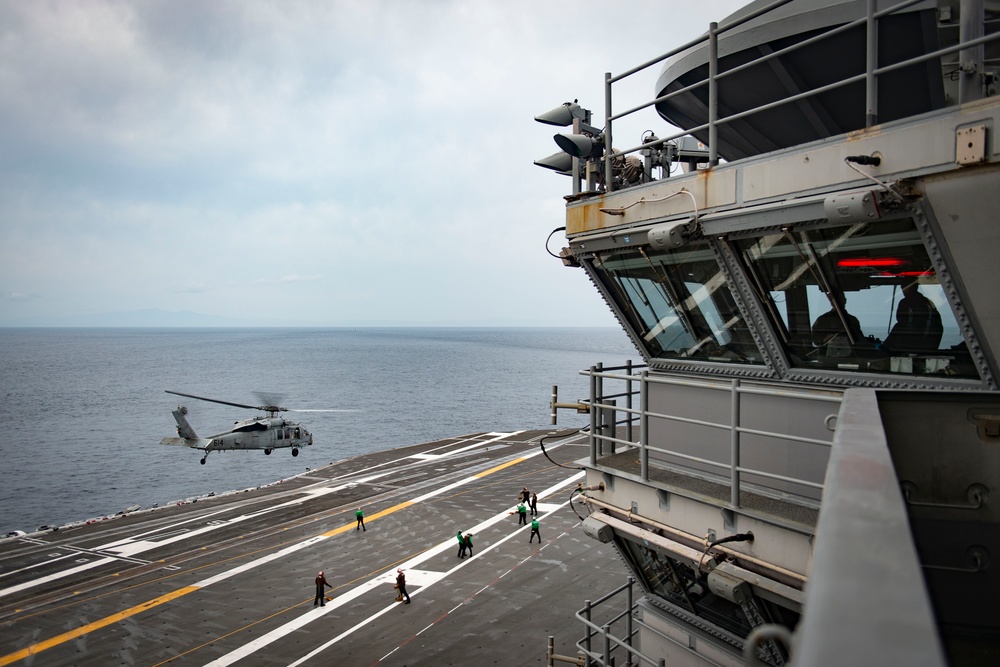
[160,437,214,450]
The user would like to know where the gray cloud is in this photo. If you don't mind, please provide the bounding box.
[0,0,745,326]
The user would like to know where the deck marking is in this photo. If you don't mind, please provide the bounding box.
[0,553,75,580]
[0,439,577,666]
[0,557,118,598]
[366,522,580,665]
[0,482,368,599]
[0,586,200,667]
[408,431,522,460]
[281,474,584,667]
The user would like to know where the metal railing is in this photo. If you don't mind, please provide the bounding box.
[583,363,841,507]
[594,0,1000,193]
[573,576,744,667]
[576,577,672,667]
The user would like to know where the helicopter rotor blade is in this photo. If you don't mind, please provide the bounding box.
[166,390,350,414]
[165,390,260,411]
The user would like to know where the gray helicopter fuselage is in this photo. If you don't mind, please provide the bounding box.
[160,404,313,463]
[207,416,313,451]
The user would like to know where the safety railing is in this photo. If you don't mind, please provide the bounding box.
[598,0,1000,193]
[575,577,658,667]
[573,576,743,667]
[583,363,841,507]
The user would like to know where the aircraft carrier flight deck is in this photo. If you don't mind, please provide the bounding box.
[0,429,619,666]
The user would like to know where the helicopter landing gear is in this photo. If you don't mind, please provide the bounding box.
[200,457,207,465]
[264,449,272,455]
[292,448,299,457]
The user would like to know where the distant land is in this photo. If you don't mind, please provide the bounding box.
[0,309,602,328]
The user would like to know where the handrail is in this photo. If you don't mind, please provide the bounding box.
[595,0,1000,193]
[580,367,839,507]
[573,576,739,667]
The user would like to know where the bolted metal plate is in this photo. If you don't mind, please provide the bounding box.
[956,124,987,166]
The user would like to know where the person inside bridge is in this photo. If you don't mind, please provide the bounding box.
[811,291,865,358]
[884,282,943,355]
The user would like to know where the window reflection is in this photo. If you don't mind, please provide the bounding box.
[593,244,763,364]
[737,219,976,378]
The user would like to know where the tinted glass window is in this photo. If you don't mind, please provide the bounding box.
[592,245,763,364]
[737,219,976,378]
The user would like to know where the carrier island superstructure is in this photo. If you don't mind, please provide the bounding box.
[539,1,1000,665]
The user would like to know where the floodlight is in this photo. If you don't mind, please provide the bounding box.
[533,151,574,174]
[554,132,600,159]
[535,101,586,127]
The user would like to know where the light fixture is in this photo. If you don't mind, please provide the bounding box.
[554,132,601,159]
[535,101,601,134]
[535,101,587,127]
[837,258,905,268]
[533,151,574,174]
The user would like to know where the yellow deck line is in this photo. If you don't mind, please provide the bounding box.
[0,585,200,667]
[1,456,527,665]
[473,457,527,478]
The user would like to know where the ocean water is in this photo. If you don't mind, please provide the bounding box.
[0,327,637,534]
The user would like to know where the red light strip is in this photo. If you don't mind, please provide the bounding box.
[837,258,905,268]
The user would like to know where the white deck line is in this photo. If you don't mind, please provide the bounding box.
[6,434,522,597]
[205,471,584,667]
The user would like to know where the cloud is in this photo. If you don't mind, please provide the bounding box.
[3,291,38,301]
[0,0,747,327]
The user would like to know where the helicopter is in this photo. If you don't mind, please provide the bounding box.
[160,390,340,465]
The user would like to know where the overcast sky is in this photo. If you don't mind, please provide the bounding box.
[0,0,745,327]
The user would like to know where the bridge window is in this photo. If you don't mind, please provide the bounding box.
[592,243,763,364]
[735,218,977,379]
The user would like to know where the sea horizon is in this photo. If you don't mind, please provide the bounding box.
[0,326,638,534]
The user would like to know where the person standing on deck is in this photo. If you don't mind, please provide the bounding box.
[529,492,538,516]
[396,568,411,604]
[463,532,474,557]
[516,502,528,525]
[520,487,531,504]
[315,570,332,606]
[529,518,541,543]
[457,530,466,558]
[356,507,366,531]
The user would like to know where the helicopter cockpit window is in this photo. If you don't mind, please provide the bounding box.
[592,243,763,363]
[736,218,977,379]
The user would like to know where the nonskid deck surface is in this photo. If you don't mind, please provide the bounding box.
[0,430,619,666]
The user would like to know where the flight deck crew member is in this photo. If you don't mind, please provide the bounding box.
[356,507,366,531]
[517,503,528,525]
[521,487,531,504]
[396,568,411,604]
[529,492,538,516]
[457,530,466,558]
[529,518,541,543]
[315,570,332,606]
[463,532,474,557]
